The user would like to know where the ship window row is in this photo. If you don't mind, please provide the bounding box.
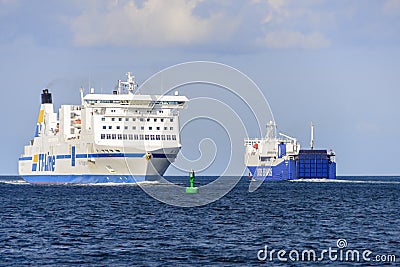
[100,134,177,141]
[150,101,184,105]
[101,117,173,122]
[87,100,183,105]
[102,125,173,131]
[245,140,261,145]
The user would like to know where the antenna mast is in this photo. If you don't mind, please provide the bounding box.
[310,122,314,150]
[80,87,84,105]
[118,72,137,94]
[266,120,277,140]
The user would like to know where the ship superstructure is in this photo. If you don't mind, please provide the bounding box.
[245,121,336,180]
[19,72,188,184]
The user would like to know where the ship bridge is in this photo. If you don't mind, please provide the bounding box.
[83,94,188,108]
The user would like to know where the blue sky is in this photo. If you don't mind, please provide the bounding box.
[1,0,400,175]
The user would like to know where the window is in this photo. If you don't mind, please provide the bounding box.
[103,126,106,129]
[140,118,144,122]
[139,134,144,140]
[161,118,164,122]
[132,126,136,130]
[101,118,105,121]
[156,135,160,140]
[150,135,155,140]
[124,126,128,130]
[112,134,116,139]
[167,135,171,140]
[129,134,133,140]
[106,134,111,139]
[156,127,160,130]
[101,134,105,139]
[161,135,166,140]
[170,127,173,130]
[164,127,167,131]
[118,134,122,140]
[170,118,173,122]
[132,118,136,121]
[147,118,150,122]
[134,134,138,140]
[109,126,112,129]
[172,135,177,140]
[119,118,122,121]
[125,118,129,121]
[149,127,152,130]
[145,135,149,140]
[117,126,120,130]
[112,118,115,121]
[154,118,157,122]
[141,126,144,130]
[123,134,127,140]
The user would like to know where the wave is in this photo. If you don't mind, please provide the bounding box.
[290,179,400,184]
[0,180,29,185]
[70,180,164,186]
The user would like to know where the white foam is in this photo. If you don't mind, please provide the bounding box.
[71,180,162,186]
[290,179,400,184]
[0,180,29,185]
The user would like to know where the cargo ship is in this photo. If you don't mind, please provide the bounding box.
[18,72,188,184]
[244,121,336,180]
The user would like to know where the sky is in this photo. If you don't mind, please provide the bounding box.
[1,0,400,175]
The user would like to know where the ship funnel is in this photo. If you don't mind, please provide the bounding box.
[41,89,52,104]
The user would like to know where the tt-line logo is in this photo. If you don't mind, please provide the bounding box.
[257,239,397,263]
[32,153,56,172]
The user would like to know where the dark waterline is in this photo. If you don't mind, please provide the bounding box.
[0,176,399,266]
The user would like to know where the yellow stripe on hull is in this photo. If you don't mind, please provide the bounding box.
[37,110,44,123]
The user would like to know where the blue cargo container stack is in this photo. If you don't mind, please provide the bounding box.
[296,150,335,179]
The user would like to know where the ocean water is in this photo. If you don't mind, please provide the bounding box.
[0,176,399,266]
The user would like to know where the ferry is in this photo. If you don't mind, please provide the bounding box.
[18,72,188,184]
[245,121,336,180]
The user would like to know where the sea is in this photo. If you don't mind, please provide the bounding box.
[0,176,399,266]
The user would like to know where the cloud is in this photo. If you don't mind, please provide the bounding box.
[68,0,236,47]
[383,0,400,15]
[258,30,330,49]
[252,0,332,48]
[67,0,335,50]
[258,0,289,24]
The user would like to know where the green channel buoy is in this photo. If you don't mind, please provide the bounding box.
[186,169,198,194]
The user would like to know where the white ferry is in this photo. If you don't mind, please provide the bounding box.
[18,72,188,184]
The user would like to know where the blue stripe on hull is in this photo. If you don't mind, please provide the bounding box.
[19,153,176,161]
[19,156,33,161]
[21,175,160,184]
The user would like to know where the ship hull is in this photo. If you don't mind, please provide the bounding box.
[19,151,176,184]
[247,151,336,181]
